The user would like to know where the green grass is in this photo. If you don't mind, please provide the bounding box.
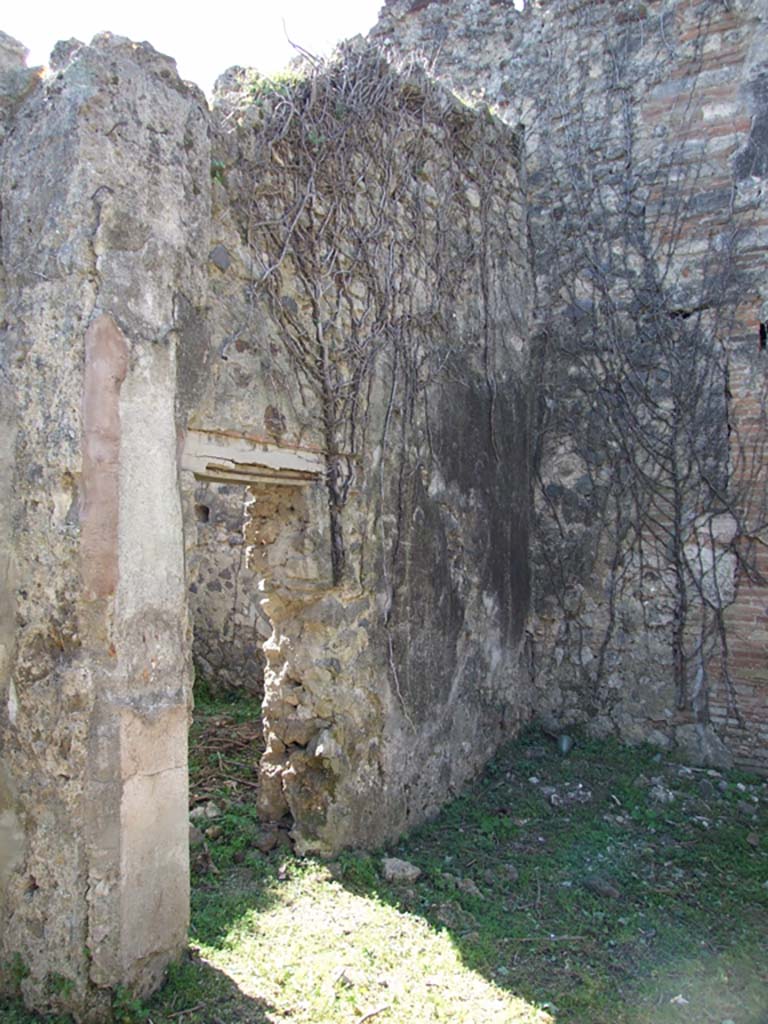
[3,718,766,1023]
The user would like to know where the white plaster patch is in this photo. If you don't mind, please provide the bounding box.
[117,343,186,619]
[52,484,72,524]
[7,678,18,724]
[685,544,737,607]
[428,468,446,498]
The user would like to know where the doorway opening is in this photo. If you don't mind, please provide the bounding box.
[180,428,327,866]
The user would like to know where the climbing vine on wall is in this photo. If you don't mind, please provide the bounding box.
[528,0,768,721]
[221,45,523,592]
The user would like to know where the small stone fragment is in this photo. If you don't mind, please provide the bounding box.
[698,779,716,800]
[549,781,593,808]
[382,857,422,884]
[649,782,675,805]
[456,877,482,897]
[189,824,205,848]
[190,800,222,821]
[503,863,519,883]
[436,902,457,926]
[584,877,621,899]
[192,844,219,876]
[209,244,232,271]
[746,832,760,848]
[255,827,279,853]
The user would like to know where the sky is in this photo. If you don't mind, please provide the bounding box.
[3,0,385,95]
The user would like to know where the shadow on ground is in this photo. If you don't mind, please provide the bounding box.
[10,724,761,1023]
[0,960,276,1024]
[173,723,767,1023]
[330,730,768,1023]
[146,957,277,1024]
[172,721,767,1023]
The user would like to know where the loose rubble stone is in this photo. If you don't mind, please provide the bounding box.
[209,244,232,271]
[382,857,422,884]
[584,877,622,900]
[456,877,482,897]
[255,828,280,854]
[189,825,205,848]
[190,801,223,821]
[548,781,593,808]
[504,863,520,882]
[698,779,716,800]
[649,781,676,805]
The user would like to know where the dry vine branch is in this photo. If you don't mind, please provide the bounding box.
[529,0,768,722]
[214,44,526,720]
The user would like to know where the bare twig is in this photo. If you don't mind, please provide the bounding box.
[356,1007,391,1024]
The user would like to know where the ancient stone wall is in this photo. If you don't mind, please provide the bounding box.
[184,479,267,696]
[0,33,532,1017]
[0,32,210,1019]
[188,51,533,853]
[374,0,768,773]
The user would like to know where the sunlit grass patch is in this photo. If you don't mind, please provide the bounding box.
[188,862,554,1024]
[3,720,765,1024]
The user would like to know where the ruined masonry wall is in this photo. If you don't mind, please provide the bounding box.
[184,480,267,697]
[0,32,533,1019]
[374,0,768,773]
[194,58,533,853]
[0,33,211,1019]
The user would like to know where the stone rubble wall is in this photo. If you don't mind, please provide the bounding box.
[194,55,533,854]
[373,0,768,773]
[0,32,533,1017]
[184,479,267,697]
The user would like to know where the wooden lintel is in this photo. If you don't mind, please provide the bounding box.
[181,427,325,486]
